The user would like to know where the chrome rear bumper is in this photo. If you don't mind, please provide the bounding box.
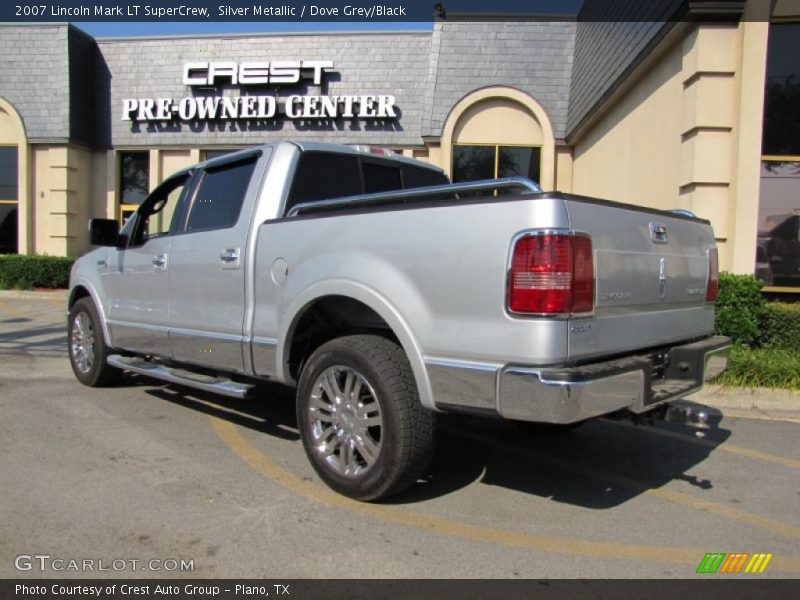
[497,336,731,424]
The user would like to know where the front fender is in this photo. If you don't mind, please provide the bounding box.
[69,250,113,347]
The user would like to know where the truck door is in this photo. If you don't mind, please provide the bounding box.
[167,152,264,373]
[103,173,193,356]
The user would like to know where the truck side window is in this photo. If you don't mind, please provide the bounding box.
[286,152,361,214]
[185,157,256,233]
[128,174,190,247]
[363,162,401,193]
[402,165,449,189]
[401,165,454,201]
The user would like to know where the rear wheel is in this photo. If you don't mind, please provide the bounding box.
[296,335,436,501]
[68,297,121,387]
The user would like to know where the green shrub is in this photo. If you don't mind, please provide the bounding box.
[713,345,800,390]
[714,272,765,347]
[760,302,800,353]
[711,275,800,389]
[0,254,75,290]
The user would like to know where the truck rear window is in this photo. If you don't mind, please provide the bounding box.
[402,165,449,189]
[363,162,402,193]
[287,153,362,213]
[285,151,451,216]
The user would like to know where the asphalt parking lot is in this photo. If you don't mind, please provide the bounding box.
[1,292,799,579]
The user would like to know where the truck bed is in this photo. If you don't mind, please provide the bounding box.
[252,191,716,372]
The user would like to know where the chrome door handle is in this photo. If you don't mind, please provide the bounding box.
[152,254,167,269]
[220,248,240,263]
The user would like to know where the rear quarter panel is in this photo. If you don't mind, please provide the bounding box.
[251,196,572,387]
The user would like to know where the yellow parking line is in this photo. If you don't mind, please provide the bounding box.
[605,420,800,471]
[209,416,800,573]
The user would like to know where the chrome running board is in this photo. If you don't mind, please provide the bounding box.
[107,355,255,399]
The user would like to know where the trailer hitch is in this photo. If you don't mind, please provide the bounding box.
[662,405,710,430]
[606,404,710,430]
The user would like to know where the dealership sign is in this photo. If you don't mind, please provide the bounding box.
[121,60,397,122]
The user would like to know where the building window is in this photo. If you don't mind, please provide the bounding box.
[452,144,541,185]
[762,22,800,157]
[758,20,800,289]
[202,149,239,162]
[119,151,149,223]
[758,161,800,287]
[0,146,18,254]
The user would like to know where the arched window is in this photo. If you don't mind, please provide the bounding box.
[0,100,25,254]
[440,87,555,191]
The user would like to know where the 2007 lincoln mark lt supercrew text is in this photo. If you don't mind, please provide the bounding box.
[67,142,730,500]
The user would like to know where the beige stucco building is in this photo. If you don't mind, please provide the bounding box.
[1,0,798,291]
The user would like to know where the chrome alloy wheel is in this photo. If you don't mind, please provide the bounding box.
[307,365,383,478]
[70,312,95,374]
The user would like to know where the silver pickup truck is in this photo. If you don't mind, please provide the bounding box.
[68,141,730,500]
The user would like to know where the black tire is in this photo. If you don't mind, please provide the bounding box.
[68,297,122,387]
[296,335,436,501]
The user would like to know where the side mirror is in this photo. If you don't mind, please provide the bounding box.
[89,218,121,247]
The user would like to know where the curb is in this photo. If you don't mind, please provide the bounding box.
[0,289,68,301]
[691,384,799,414]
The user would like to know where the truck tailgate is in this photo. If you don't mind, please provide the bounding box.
[564,198,716,363]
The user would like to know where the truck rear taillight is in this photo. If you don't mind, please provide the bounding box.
[706,247,719,302]
[508,233,594,315]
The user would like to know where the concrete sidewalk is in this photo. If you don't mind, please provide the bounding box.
[0,289,68,301]
[691,384,799,418]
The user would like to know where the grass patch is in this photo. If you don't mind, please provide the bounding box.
[713,345,800,391]
[712,274,800,390]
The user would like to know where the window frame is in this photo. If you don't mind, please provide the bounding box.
[758,17,800,292]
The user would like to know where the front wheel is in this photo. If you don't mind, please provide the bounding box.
[68,297,121,387]
[296,335,436,501]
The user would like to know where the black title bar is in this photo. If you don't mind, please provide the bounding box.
[4,580,800,600]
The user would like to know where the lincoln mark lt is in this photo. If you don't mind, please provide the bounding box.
[67,142,730,500]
